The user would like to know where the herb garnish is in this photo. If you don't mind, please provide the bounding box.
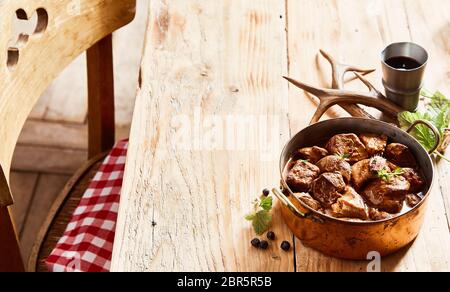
[377,168,404,181]
[398,89,450,162]
[335,152,351,159]
[245,195,273,235]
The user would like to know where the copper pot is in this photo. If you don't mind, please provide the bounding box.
[273,118,440,260]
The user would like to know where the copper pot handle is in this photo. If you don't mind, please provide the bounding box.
[271,188,308,219]
[406,119,441,155]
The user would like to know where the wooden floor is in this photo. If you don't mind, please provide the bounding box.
[8,0,148,265]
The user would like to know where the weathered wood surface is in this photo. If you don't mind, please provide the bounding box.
[112,0,293,272]
[113,0,450,272]
[287,0,450,272]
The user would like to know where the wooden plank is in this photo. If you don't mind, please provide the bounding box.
[87,35,116,158]
[18,120,87,150]
[400,0,450,227]
[112,0,292,272]
[18,120,130,151]
[9,172,39,233]
[287,0,450,272]
[19,174,70,263]
[378,0,450,272]
[113,0,149,127]
[12,145,86,175]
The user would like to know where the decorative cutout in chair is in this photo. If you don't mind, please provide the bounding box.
[7,8,48,70]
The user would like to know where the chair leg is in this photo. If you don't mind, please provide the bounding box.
[0,207,24,272]
[86,34,116,159]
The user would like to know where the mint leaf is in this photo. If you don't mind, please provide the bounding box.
[253,210,272,235]
[246,194,274,234]
[259,196,273,211]
[245,213,256,221]
[399,89,450,162]
[427,90,450,108]
[399,111,438,151]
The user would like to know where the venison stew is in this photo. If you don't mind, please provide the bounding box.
[284,132,426,221]
[274,118,439,259]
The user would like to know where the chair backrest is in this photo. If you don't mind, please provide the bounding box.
[0,0,136,207]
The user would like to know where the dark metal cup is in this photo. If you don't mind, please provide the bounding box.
[381,42,428,111]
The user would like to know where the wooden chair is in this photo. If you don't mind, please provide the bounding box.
[0,0,136,272]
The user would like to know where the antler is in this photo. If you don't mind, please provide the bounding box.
[319,50,376,89]
[284,76,403,124]
[319,50,376,119]
[285,50,402,125]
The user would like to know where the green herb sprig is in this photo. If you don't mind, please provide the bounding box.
[335,152,351,160]
[398,89,450,162]
[245,195,273,235]
[377,168,404,181]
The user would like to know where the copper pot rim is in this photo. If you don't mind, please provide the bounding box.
[279,117,435,226]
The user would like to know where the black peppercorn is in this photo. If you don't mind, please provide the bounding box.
[281,241,291,251]
[251,238,260,248]
[267,231,276,241]
[259,240,269,250]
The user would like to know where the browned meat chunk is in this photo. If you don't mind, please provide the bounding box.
[285,160,320,192]
[331,186,369,220]
[369,207,391,221]
[386,161,400,171]
[406,194,422,208]
[326,134,369,164]
[297,146,329,164]
[386,143,417,168]
[316,156,352,183]
[312,172,346,207]
[379,198,405,214]
[351,156,388,190]
[401,168,425,193]
[295,193,322,211]
[359,133,388,156]
[362,176,410,213]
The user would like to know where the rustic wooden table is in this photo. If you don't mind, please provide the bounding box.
[111,0,450,272]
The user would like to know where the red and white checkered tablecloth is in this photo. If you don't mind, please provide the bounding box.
[46,140,128,272]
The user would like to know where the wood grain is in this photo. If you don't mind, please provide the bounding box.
[401,0,450,228]
[18,120,88,150]
[87,35,116,158]
[0,0,136,206]
[112,0,293,272]
[9,172,39,232]
[12,145,86,175]
[19,174,70,263]
[287,0,450,272]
